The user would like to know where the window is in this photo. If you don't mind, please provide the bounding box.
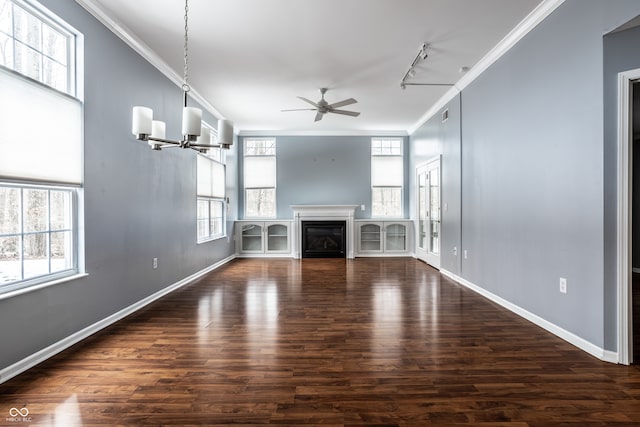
[244,138,276,218]
[0,184,75,286]
[197,124,226,242]
[0,0,81,295]
[371,138,403,218]
[0,0,76,95]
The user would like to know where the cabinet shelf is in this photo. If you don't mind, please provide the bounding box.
[237,221,291,256]
[356,220,412,256]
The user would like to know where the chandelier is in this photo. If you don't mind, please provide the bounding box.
[131,0,232,152]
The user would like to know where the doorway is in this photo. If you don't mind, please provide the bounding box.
[617,69,640,365]
[416,158,441,269]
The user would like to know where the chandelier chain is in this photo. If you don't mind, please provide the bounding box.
[183,0,190,91]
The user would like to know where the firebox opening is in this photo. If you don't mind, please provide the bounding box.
[302,221,346,258]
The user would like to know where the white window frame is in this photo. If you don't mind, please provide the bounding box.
[0,0,83,298]
[197,124,226,243]
[0,181,79,295]
[0,0,78,96]
[243,138,276,219]
[371,137,404,218]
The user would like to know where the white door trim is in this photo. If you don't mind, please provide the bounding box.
[617,68,640,365]
[416,156,441,269]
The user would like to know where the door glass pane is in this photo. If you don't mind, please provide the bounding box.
[418,172,427,250]
[429,168,440,255]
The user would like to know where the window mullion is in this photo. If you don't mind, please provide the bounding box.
[19,186,24,281]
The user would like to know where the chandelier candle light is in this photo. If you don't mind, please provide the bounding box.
[131,0,233,152]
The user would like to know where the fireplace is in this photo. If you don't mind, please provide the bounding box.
[302,221,346,258]
[290,205,358,259]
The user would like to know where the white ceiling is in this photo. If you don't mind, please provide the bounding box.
[84,0,543,134]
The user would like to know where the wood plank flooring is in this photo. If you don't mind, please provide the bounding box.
[1,258,640,426]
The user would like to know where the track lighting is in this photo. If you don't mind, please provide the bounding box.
[399,42,455,90]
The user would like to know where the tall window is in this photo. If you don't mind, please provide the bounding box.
[0,184,75,285]
[371,138,403,218]
[0,0,76,95]
[0,0,81,295]
[197,124,226,242]
[244,138,276,218]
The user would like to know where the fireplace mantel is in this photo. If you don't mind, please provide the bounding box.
[291,205,358,259]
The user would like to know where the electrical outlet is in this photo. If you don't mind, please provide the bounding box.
[559,277,567,294]
[463,250,468,259]
[153,258,158,269]
[453,247,457,256]
[361,204,365,211]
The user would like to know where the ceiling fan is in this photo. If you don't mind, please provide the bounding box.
[281,88,360,122]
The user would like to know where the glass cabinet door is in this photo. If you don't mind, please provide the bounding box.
[266,223,289,252]
[385,223,407,252]
[241,223,264,252]
[359,223,382,252]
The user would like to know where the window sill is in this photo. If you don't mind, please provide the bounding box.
[0,272,89,301]
[197,234,227,245]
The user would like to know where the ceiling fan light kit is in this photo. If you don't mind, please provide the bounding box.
[281,88,360,122]
[131,0,233,152]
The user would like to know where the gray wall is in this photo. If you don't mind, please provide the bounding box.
[409,94,462,275]
[0,0,237,373]
[238,135,410,220]
[434,0,640,351]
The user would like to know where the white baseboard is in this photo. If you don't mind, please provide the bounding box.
[440,269,618,364]
[0,255,236,384]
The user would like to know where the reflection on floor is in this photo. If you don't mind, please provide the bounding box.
[1,258,640,425]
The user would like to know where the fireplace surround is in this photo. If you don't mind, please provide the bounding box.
[291,205,358,259]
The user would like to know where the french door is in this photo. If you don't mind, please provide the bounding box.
[416,158,441,268]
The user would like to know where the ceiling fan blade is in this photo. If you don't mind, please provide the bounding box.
[328,98,357,109]
[330,109,360,117]
[298,97,319,108]
[281,108,317,112]
[314,111,324,122]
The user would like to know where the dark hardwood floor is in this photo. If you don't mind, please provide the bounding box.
[2,258,640,426]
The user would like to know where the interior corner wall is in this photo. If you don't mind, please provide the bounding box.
[409,94,462,275]
[0,0,236,374]
[238,135,410,220]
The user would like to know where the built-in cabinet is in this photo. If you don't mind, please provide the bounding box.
[355,220,412,256]
[236,221,291,256]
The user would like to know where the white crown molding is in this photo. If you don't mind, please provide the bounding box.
[74,0,224,121]
[238,130,408,137]
[440,269,615,363]
[407,0,566,135]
